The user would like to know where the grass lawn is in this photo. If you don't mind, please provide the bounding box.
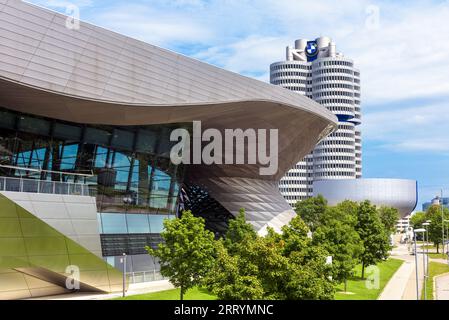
[334,258,403,300]
[429,253,448,259]
[422,261,449,300]
[113,286,217,300]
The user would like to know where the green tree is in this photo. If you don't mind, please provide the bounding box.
[335,200,359,219]
[278,215,335,299]
[355,201,391,279]
[224,208,257,254]
[205,211,335,300]
[410,211,426,230]
[313,206,363,292]
[285,244,336,300]
[146,210,216,300]
[426,205,449,253]
[202,240,264,300]
[294,195,327,232]
[378,206,400,235]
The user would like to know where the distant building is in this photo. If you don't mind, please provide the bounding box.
[271,36,362,205]
[313,178,418,218]
[396,214,411,233]
[422,196,449,211]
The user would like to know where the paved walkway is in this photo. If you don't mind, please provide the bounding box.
[378,242,425,300]
[435,273,449,300]
[26,280,174,300]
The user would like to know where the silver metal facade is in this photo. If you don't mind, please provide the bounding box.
[0,1,338,234]
[313,178,418,217]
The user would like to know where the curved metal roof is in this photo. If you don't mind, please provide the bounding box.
[0,0,338,233]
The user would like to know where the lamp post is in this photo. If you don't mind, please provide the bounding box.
[414,228,426,300]
[121,253,127,297]
[423,222,430,279]
[444,219,449,256]
[441,190,445,258]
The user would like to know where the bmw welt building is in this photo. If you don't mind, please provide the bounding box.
[0,1,337,299]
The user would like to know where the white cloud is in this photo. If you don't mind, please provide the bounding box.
[90,4,213,46]
[363,100,449,152]
[27,0,449,104]
[26,0,449,155]
[26,0,93,8]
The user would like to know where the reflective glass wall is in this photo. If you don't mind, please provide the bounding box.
[0,107,189,260]
[0,107,187,212]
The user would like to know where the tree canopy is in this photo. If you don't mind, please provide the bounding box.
[148,197,399,300]
[355,201,391,278]
[146,210,216,300]
[294,194,327,232]
[313,206,363,290]
[378,206,400,235]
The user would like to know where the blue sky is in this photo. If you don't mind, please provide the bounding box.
[27,0,449,211]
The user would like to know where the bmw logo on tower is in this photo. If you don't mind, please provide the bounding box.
[305,41,318,61]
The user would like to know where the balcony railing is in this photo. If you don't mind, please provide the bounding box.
[127,270,167,284]
[0,176,90,196]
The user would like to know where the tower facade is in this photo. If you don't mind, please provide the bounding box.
[271,37,362,206]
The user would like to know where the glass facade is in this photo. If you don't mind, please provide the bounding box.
[0,107,187,213]
[98,213,175,234]
[0,107,189,259]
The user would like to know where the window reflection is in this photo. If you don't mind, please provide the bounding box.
[100,213,174,234]
[0,107,189,218]
[101,213,127,233]
[126,214,150,233]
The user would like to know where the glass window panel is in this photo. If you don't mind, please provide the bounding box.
[113,152,131,190]
[100,213,127,234]
[129,159,139,192]
[18,116,50,135]
[60,144,78,170]
[148,215,166,233]
[0,110,16,130]
[126,214,150,234]
[97,213,103,233]
[112,152,131,168]
[95,147,108,168]
[149,193,168,209]
[152,169,171,191]
[16,151,31,167]
[85,127,110,146]
[111,129,134,150]
[135,129,157,154]
[53,123,82,140]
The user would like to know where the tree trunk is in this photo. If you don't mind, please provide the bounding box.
[361,262,365,279]
[344,279,347,292]
[437,243,440,254]
[180,285,184,300]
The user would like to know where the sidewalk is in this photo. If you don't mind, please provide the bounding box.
[378,243,424,300]
[26,280,174,300]
[435,273,449,300]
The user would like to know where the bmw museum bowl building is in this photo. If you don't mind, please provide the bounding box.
[0,1,337,298]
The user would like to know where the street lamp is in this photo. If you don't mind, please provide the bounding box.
[414,228,426,300]
[423,222,430,279]
[120,253,127,297]
[440,190,445,260]
[444,219,449,257]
